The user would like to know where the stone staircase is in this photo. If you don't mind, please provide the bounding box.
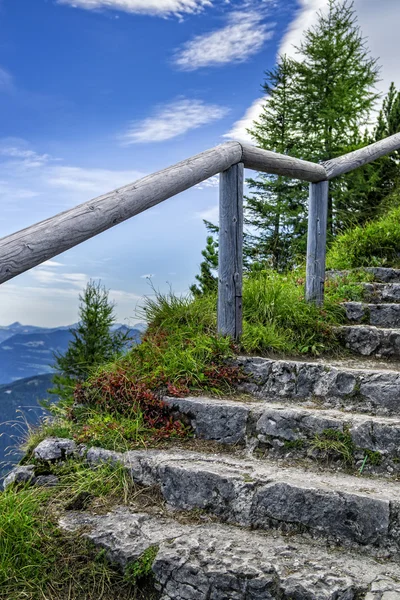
[14,267,400,598]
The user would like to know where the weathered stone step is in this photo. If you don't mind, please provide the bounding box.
[344,302,400,327]
[328,267,400,283]
[165,395,400,470]
[339,325,400,358]
[60,506,400,600]
[87,446,400,554]
[236,356,400,416]
[363,282,400,303]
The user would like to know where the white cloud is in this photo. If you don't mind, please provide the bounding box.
[0,140,145,220]
[121,98,229,144]
[41,261,64,267]
[226,0,400,146]
[195,175,219,190]
[279,0,400,95]
[278,0,326,59]
[57,0,211,17]
[30,268,90,288]
[46,165,145,194]
[174,11,275,70]
[140,273,154,279]
[0,67,13,92]
[0,281,143,328]
[223,97,265,144]
[195,204,219,222]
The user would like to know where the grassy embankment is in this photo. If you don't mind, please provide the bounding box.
[4,213,397,599]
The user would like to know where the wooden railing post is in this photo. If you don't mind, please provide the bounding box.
[305,180,329,305]
[218,163,244,340]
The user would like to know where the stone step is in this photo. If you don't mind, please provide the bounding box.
[338,325,400,358]
[328,267,400,283]
[60,506,400,600]
[344,302,400,328]
[164,395,400,472]
[362,282,400,303]
[85,445,400,554]
[236,356,400,416]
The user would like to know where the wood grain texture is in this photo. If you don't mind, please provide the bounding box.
[323,132,400,179]
[241,143,327,183]
[305,181,329,305]
[0,142,242,285]
[218,163,244,339]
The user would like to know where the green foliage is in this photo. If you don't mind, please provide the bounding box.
[0,463,145,599]
[295,0,380,234]
[51,279,130,387]
[190,222,219,296]
[366,82,400,211]
[245,56,308,270]
[241,270,345,355]
[326,205,400,269]
[124,546,158,584]
[311,428,355,464]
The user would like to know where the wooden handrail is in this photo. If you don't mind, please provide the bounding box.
[0,141,324,286]
[2,132,400,336]
[323,132,400,179]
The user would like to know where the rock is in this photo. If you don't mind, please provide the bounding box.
[164,396,250,444]
[86,447,123,466]
[3,465,35,490]
[59,507,400,600]
[121,449,400,553]
[235,356,400,416]
[33,437,77,462]
[34,474,59,487]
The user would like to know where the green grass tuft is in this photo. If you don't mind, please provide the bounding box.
[327,205,400,269]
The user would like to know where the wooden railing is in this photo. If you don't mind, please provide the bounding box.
[1,133,400,339]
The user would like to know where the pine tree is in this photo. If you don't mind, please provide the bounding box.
[50,280,130,398]
[245,56,309,270]
[190,221,219,296]
[294,0,380,233]
[371,83,400,205]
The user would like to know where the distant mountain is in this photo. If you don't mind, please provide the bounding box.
[0,322,145,385]
[0,373,55,478]
[0,329,73,385]
[0,320,146,477]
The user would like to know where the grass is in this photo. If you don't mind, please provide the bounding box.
[310,428,355,465]
[22,269,366,455]
[327,205,400,269]
[0,461,157,599]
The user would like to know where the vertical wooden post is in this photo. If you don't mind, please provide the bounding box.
[305,180,329,305]
[218,163,244,340]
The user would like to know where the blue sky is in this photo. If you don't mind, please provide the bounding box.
[0,0,398,327]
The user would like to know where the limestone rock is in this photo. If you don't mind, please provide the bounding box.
[33,437,77,462]
[3,465,35,490]
[60,507,400,600]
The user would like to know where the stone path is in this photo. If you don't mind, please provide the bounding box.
[10,267,400,598]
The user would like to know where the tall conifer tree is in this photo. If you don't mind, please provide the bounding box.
[245,56,308,270]
[294,0,380,233]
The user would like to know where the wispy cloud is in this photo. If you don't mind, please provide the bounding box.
[57,0,212,17]
[120,98,229,144]
[173,11,275,70]
[223,97,265,144]
[0,67,14,92]
[278,0,326,58]
[46,165,145,194]
[195,175,219,190]
[30,268,90,288]
[140,273,154,279]
[195,204,219,222]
